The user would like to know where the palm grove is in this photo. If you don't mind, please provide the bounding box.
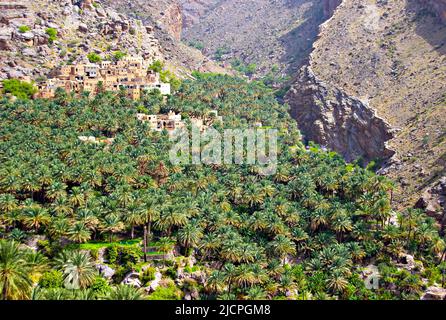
[0,74,445,300]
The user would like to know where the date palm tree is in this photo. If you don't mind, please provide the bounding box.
[0,240,36,300]
[55,250,97,290]
[100,214,125,243]
[106,284,145,300]
[177,223,203,255]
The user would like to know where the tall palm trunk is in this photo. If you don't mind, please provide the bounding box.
[2,278,8,300]
[131,225,134,239]
[143,226,147,263]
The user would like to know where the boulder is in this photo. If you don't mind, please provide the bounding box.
[96,264,115,279]
[20,32,34,41]
[146,270,162,292]
[0,39,12,51]
[421,286,446,300]
[396,253,423,272]
[78,23,88,33]
[122,271,142,288]
[22,47,37,57]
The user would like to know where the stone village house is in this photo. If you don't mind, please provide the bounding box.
[35,56,171,100]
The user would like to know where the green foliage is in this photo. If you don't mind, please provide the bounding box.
[113,51,127,61]
[140,267,156,285]
[87,52,102,63]
[107,245,142,268]
[147,283,182,300]
[106,284,145,300]
[148,60,164,73]
[188,41,204,51]
[89,276,110,295]
[231,59,257,77]
[214,46,231,61]
[45,28,58,44]
[164,267,177,279]
[18,26,31,33]
[90,248,99,261]
[38,270,64,289]
[0,74,443,301]
[159,69,181,92]
[2,79,37,100]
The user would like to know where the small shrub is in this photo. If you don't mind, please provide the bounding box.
[39,270,64,289]
[87,52,102,63]
[149,60,164,73]
[45,28,58,44]
[113,51,126,61]
[18,26,31,33]
[37,239,52,256]
[165,267,177,279]
[90,248,99,261]
[2,79,37,100]
[140,267,156,285]
[148,283,182,300]
[89,276,110,296]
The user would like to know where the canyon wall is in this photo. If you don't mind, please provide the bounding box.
[286,65,395,163]
[418,0,446,23]
[286,0,446,207]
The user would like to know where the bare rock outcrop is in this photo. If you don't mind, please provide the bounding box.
[418,0,446,23]
[286,65,395,163]
[421,286,446,300]
[323,0,342,18]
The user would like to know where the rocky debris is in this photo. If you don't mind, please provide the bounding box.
[396,253,424,272]
[144,269,162,293]
[421,286,446,300]
[96,264,115,279]
[285,65,395,163]
[415,177,446,224]
[78,23,88,33]
[25,235,47,251]
[122,271,142,288]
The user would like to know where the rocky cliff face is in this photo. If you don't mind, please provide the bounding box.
[323,0,342,18]
[287,65,395,162]
[419,0,446,23]
[286,0,446,207]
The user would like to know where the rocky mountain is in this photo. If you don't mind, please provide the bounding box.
[0,0,223,82]
[286,0,446,209]
[181,0,334,76]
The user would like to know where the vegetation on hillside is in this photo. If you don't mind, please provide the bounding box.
[0,75,444,300]
[1,79,37,100]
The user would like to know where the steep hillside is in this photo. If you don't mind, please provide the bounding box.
[286,0,446,208]
[100,0,227,75]
[0,0,223,82]
[181,0,332,76]
[179,0,222,29]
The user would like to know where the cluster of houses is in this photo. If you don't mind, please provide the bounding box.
[137,110,223,134]
[35,56,171,100]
